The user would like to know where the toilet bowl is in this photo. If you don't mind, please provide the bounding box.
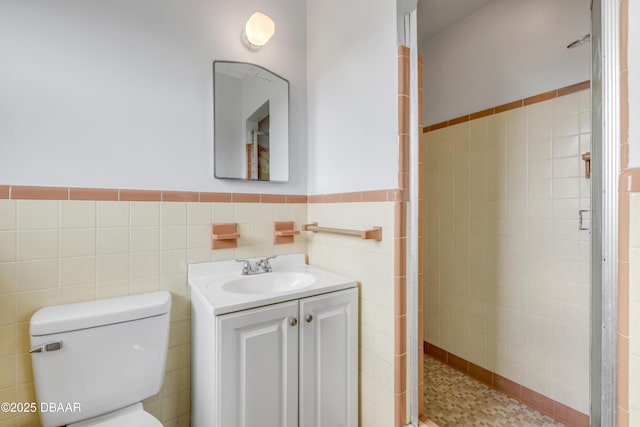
[29,292,171,427]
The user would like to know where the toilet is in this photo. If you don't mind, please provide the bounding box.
[29,291,172,427]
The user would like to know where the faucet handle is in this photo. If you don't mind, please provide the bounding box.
[256,255,277,273]
[235,259,253,275]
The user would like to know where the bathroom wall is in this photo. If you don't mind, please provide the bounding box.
[419,0,591,126]
[423,88,591,415]
[0,193,307,426]
[306,199,397,427]
[306,0,399,195]
[0,0,307,194]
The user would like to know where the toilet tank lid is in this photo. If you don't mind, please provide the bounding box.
[30,291,172,336]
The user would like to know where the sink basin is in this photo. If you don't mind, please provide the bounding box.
[221,272,316,295]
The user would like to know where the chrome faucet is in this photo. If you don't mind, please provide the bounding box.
[236,256,277,275]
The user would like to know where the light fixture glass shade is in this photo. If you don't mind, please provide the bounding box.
[244,12,275,48]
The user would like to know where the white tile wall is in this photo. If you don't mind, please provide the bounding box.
[423,89,591,414]
[0,199,307,427]
[306,202,396,427]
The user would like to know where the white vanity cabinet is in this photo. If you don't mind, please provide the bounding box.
[191,286,358,427]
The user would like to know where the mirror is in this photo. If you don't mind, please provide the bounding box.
[213,61,289,181]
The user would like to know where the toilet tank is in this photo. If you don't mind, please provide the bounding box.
[29,291,172,427]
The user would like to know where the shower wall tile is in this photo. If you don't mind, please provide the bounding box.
[423,89,591,415]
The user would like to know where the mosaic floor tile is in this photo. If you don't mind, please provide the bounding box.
[424,355,565,427]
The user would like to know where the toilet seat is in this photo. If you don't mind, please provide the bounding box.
[68,403,161,427]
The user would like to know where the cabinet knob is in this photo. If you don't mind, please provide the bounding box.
[289,318,298,326]
[305,314,313,323]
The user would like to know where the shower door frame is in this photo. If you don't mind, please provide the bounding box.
[590,0,620,426]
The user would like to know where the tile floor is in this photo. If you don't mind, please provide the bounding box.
[424,355,565,426]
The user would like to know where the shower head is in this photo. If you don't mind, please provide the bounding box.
[567,34,591,49]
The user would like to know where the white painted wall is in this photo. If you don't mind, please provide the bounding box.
[420,0,591,126]
[0,0,306,194]
[306,0,399,195]
[629,0,640,168]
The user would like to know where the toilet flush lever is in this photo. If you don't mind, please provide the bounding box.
[29,341,63,354]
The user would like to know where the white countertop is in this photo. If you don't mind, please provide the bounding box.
[188,254,358,315]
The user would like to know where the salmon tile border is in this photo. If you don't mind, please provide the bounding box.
[306,189,405,203]
[423,80,591,133]
[120,189,162,202]
[424,342,589,427]
[10,185,69,200]
[69,187,119,201]
[0,185,308,204]
[393,46,425,426]
[161,191,199,202]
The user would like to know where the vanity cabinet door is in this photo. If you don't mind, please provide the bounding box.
[217,300,299,427]
[299,288,358,427]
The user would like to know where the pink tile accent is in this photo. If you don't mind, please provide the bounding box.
[120,189,162,201]
[446,352,469,374]
[469,362,493,386]
[394,315,407,355]
[553,401,590,427]
[524,90,557,106]
[394,237,407,277]
[470,108,495,121]
[273,221,299,245]
[618,335,629,411]
[70,188,118,201]
[521,387,554,418]
[619,261,630,336]
[394,392,407,427]
[340,192,362,203]
[426,343,447,364]
[494,374,521,400]
[619,192,630,262]
[395,276,407,317]
[362,190,390,202]
[0,186,9,199]
[162,191,199,202]
[557,80,590,97]
[397,45,409,57]
[619,169,640,192]
[232,193,261,203]
[211,223,239,249]
[286,195,308,203]
[199,192,232,203]
[260,194,287,203]
[394,353,407,394]
[495,99,524,114]
[448,114,470,126]
[307,195,324,203]
[322,194,341,203]
[11,186,68,200]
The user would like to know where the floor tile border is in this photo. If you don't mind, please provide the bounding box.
[424,341,589,427]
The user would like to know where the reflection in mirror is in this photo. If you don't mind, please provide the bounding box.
[213,61,289,181]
